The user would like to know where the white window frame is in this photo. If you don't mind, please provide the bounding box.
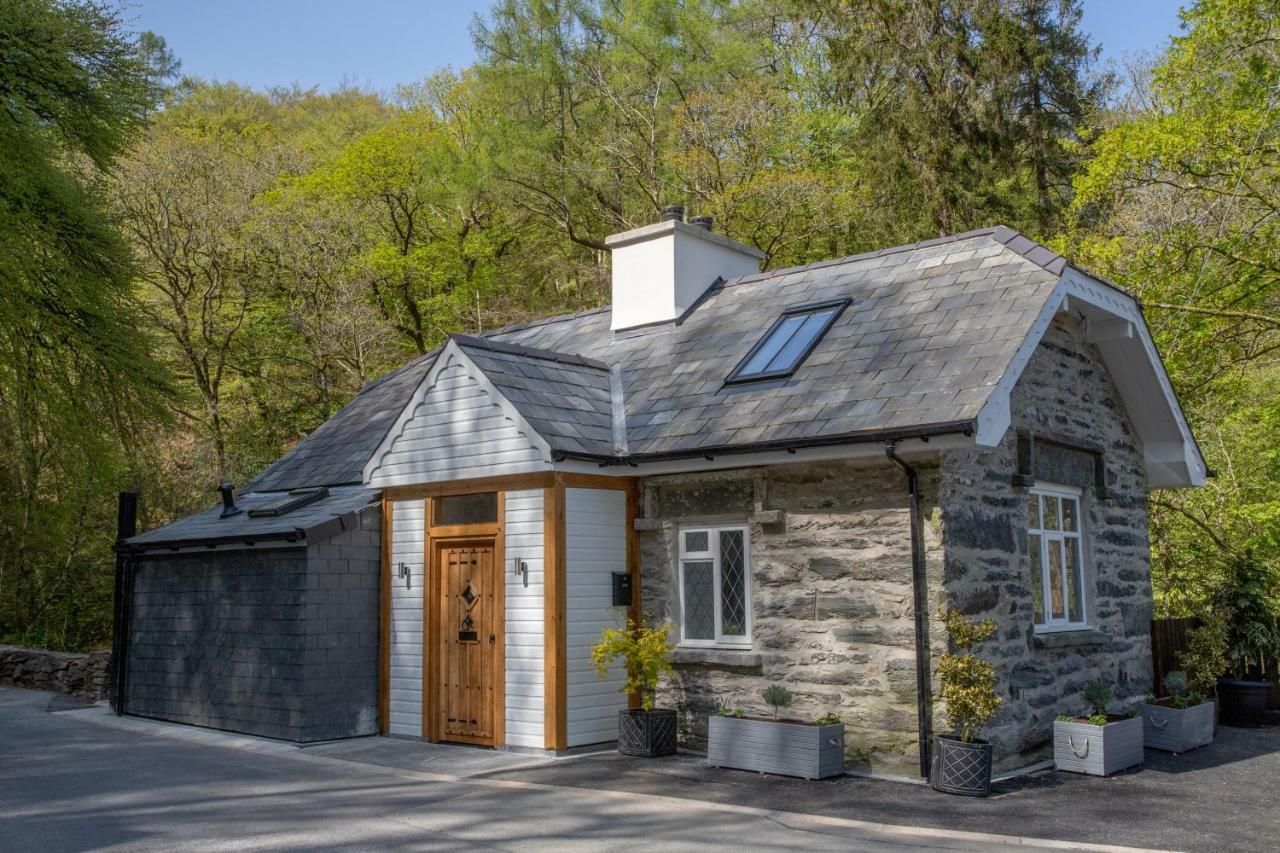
[677,523,752,649]
[1028,483,1089,633]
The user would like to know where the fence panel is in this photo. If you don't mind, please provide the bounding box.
[1151,617,1280,706]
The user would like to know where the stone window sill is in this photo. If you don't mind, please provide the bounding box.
[670,647,763,671]
[1033,628,1109,650]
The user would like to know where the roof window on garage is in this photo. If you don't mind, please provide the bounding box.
[726,298,849,384]
[246,487,329,518]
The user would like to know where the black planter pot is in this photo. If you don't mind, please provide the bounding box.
[1218,677,1275,727]
[618,708,677,757]
[931,735,993,797]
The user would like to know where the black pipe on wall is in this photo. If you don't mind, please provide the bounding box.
[885,444,934,779]
[110,492,138,715]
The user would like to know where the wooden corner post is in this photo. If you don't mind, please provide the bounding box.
[543,474,568,751]
[379,497,392,735]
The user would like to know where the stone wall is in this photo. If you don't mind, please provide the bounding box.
[939,314,1152,768]
[637,460,943,778]
[0,645,111,700]
[124,506,380,741]
[635,314,1153,776]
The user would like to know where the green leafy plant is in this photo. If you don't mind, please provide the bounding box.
[812,713,842,727]
[1216,553,1280,679]
[590,620,674,711]
[936,612,1001,743]
[1087,713,1109,726]
[762,684,793,718]
[1160,671,1206,709]
[1084,680,1112,717]
[1178,611,1231,695]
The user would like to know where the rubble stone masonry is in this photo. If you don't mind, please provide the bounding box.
[637,313,1151,775]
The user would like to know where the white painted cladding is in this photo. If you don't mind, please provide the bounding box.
[565,488,629,747]
[388,499,425,736]
[366,349,551,488]
[504,489,546,748]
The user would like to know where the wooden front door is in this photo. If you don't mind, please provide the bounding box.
[435,539,500,744]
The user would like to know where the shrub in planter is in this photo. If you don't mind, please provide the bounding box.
[932,612,1001,797]
[1054,680,1143,776]
[591,620,675,757]
[1212,554,1280,727]
[1141,671,1215,753]
[707,685,845,780]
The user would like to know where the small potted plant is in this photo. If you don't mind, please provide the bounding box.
[1140,671,1214,753]
[591,619,676,757]
[707,684,845,780]
[1212,553,1280,727]
[932,612,1001,797]
[1053,680,1144,776]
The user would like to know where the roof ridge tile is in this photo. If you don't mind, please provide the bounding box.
[451,333,610,370]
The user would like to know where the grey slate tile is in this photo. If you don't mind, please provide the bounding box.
[237,227,1078,493]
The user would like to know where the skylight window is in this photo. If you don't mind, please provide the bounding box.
[246,488,329,518]
[726,298,850,384]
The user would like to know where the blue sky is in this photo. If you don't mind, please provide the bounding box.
[127,1,1188,95]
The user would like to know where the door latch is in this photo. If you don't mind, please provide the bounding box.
[513,558,528,588]
[397,561,411,589]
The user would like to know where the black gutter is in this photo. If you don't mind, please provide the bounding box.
[885,443,934,779]
[548,420,975,467]
[110,492,138,715]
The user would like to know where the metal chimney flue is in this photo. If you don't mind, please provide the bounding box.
[660,204,685,222]
[689,215,713,231]
[218,483,242,518]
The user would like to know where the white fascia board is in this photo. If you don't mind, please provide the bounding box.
[973,269,1206,488]
[550,433,973,478]
[361,338,555,485]
[973,282,1069,449]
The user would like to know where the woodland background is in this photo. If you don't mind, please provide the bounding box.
[1,0,1276,650]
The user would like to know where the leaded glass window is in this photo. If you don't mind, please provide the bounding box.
[1027,485,1089,632]
[678,524,752,647]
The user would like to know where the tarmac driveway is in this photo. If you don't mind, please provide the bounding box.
[485,721,1280,853]
[2,685,1276,851]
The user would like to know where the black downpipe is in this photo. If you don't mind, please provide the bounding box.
[885,444,933,778]
[111,492,138,715]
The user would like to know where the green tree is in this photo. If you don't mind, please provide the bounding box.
[0,0,168,648]
[1068,0,1280,613]
[816,0,1105,239]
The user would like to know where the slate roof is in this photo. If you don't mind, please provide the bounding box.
[243,225,1100,491]
[453,336,619,457]
[125,486,379,550]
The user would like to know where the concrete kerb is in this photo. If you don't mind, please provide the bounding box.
[61,703,1171,853]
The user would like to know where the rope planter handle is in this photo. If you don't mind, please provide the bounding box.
[1068,735,1091,759]
[1149,716,1170,729]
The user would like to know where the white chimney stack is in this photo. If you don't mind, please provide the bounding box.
[605,206,764,331]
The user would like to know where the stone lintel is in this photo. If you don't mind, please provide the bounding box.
[1032,628,1110,650]
[670,647,764,672]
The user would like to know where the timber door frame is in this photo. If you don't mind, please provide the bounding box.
[422,493,506,747]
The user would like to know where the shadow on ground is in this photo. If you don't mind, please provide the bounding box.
[488,724,1280,853]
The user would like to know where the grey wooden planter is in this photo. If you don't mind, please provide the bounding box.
[707,715,845,780]
[1140,700,1215,753]
[1053,716,1144,776]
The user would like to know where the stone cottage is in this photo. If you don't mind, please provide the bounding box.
[118,211,1204,778]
